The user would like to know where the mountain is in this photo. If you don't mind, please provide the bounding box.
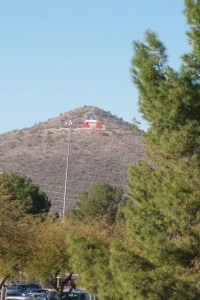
[0,106,146,214]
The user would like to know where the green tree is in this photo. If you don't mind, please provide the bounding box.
[110,161,200,299]
[26,217,71,292]
[110,1,200,299]
[65,181,126,299]
[68,181,125,223]
[0,172,51,214]
[0,172,51,286]
[0,197,38,286]
[66,217,118,300]
[27,216,93,300]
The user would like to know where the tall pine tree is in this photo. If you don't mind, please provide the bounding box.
[110,1,200,299]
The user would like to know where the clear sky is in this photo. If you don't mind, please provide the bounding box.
[0,0,190,133]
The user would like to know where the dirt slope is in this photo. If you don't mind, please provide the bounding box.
[0,106,145,213]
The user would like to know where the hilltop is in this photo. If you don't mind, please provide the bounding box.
[0,106,146,213]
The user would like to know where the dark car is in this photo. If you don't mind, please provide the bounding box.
[9,284,41,291]
[49,289,89,300]
[7,291,24,297]
[25,289,50,300]
[8,283,42,297]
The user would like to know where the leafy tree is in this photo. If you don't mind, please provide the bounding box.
[110,161,200,299]
[27,217,69,282]
[108,1,200,299]
[0,196,38,286]
[27,216,76,300]
[66,216,118,300]
[65,181,127,299]
[0,172,51,286]
[0,172,51,214]
[68,181,125,223]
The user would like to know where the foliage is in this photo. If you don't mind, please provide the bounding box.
[65,181,127,298]
[0,196,38,281]
[66,217,118,300]
[108,1,200,299]
[26,216,69,284]
[109,161,200,299]
[67,181,125,223]
[0,172,51,214]
[0,172,51,284]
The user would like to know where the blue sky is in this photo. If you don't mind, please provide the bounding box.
[0,1,190,133]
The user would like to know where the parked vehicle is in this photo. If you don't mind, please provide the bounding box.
[9,284,41,291]
[7,283,42,298]
[7,291,25,297]
[49,289,89,300]
[26,289,50,300]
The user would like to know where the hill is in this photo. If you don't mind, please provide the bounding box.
[0,106,146,213]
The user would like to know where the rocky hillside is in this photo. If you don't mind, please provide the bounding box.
[0,106,146,214]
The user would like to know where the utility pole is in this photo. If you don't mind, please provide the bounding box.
[62,120,73,219]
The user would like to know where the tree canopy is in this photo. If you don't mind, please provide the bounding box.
[0,196,38,283]
[68,181,125,223]
[0,172,51,285]
[65,181,125,299]
[109,0,200,298]
[26,216,70,285]
[0,172,51,214]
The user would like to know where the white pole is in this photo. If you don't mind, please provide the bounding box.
[62,120,73,218]
[1,286,7,300]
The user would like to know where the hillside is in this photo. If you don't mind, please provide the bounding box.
[0,106,146,213]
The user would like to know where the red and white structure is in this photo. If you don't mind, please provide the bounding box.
[82,112,105,129]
